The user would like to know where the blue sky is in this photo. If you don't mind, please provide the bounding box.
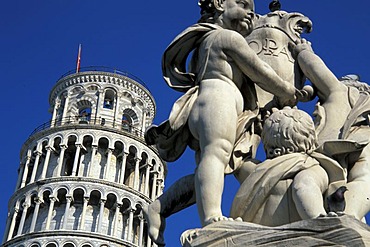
[1,1,370,246]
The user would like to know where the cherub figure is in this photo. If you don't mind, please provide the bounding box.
[292,39,370,220]
[231,107,352,224]
[145,0,298,234]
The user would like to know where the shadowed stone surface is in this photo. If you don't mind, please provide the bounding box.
[181,215,370,246]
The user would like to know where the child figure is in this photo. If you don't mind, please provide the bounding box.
[145,0,299,244]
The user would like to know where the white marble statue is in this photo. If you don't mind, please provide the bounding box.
[145,0,298,235]
[230,107,359,225]
[292,39,370,220]
[143,1,370,246]
[230,40,370,225]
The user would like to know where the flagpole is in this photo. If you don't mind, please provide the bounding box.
[76,44,82,73]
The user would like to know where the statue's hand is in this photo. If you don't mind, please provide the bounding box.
[276,84,298,107]
[296,85,316,102]
[289,38,313,59]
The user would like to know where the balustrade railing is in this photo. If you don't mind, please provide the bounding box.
[30,116,144,138]
[58,66,150,92]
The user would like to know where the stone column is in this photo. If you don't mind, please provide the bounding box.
[156,178,164,197]
[119,152,128,184]
[15,162,24,191]
[51,98,60,127]
[56,145,67,177]
[144,164,151,196]
[40,146,53,179]
[30,197,42,233]
[141,109,147,134]
[17,202,30,236]
[97,199,106,233]
[71,144,82,176]
[87,145,97,177]
[133,158,141,190]
[104,148,113,180]
[2,211,12,243]
[151,172,158,200]
[30,151,42,183]
[61,94,70,125]
[45,196,57,230]
[138,214,145,247]
[20,156,31,188]
[5,206,19,242]
[62,196,72,229]
[127,208,135,242]
[112,203,121,237]
[79,196,89,230]
[94,89,104,121]
[114,93,121,128]
[147,235,152,247]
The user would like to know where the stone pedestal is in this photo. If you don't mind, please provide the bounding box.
[181,216,370,246]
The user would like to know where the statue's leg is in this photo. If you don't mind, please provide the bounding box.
[189,100,238,226]
[292,165,329,219]
[142,174,196,245]
[233,159,260,184]
[345,144,370,220]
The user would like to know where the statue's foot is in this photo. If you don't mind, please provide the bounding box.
[142,201,165,246]
[204,215,241,226]
[336,211,346,216]
[327,212,339,217]
[318,212,342,218]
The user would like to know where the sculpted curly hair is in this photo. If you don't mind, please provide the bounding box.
[340,74,370,94]
[198,0,224,23]
[262,107,317,159]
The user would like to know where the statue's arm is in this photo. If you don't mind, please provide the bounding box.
[224,31,296,102]
[296,47,347,101]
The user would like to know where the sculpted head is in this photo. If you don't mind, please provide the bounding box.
[339,74,370,94]
[262,107,317,159]
[198,0,255,36]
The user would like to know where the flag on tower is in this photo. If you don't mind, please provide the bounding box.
[76,44,82,73]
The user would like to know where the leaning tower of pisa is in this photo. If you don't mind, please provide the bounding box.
[1,67,166,247]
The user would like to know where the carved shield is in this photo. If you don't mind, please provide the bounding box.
[246,11,312,108]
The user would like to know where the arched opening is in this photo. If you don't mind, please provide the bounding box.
[56,91,68,125]
[22,194,38,234]
[76,99,93,124]
[78,108,91,124]
[149,159,157,198]
[45,243,57,247]
[139,153,148,193]
[63,243,75,247]
[62,136,77,176]
[12,199,25,237]
[36,190,51,232]
[122,114,132,132]
[33,140,48,182]
[103,89,115,109]
[108,141,124,183]
[47,137,61,178]
[87,190,102,232]
[80,135,93,176]
[120,198,132,240]
[133,204,143,245]
[72,188,85,230]
[53,188,68,230]
[95,138,109,179]
[81,244,93,247]
[105,193,118,235]
[25,146,37,185]
[122,109,138,132]
[124,146,137,187]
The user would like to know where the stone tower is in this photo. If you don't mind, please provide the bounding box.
[1,68,166,247]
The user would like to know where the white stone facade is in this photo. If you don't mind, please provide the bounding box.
[2,69,166,247]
